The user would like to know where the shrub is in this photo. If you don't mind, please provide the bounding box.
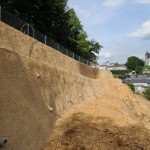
[126,82,135,92]
[143,88,150,100]
[111,70,130,75]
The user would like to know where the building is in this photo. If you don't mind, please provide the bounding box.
[132,80,149,93]
[145,52,150,66]
[107,64,127,71]
[99,61,127,70]
[123,75,150,93]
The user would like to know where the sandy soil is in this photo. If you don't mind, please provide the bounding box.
[44,85,150,150]
[1,22,150,150]
[0,48,121,150]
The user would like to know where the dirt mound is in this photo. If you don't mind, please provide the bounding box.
[44,87,150,150]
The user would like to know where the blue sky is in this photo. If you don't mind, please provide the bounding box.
[68,0,150,64]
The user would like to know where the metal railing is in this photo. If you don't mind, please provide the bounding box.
[0,6,96,66]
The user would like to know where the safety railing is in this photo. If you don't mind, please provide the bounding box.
[0,6,96,67]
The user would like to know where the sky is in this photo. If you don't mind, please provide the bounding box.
[68,0,150,64]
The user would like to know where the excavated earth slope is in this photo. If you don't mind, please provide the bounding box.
[0,48,122,150]
[1,22,150,150]
[44,83,150,150]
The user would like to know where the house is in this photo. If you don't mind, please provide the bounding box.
[107,64,127,70]
[131,79,149,93]
[123,75,150,93]
[99,61,127,70]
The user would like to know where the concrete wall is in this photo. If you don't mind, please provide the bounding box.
[0,21,112,79]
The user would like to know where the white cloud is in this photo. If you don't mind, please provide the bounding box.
[97,51,112,64]
[99,52,112,58]
[129,20,150,39]
[134,0,150,4]
[102,0,124,7]
[68,3,114,26]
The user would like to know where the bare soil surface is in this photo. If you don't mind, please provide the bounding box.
[44,85,150,150]
[1,22,150,150]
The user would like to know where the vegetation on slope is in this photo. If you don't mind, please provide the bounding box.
[0,0,102,63]
[111,70,130,79]
[143,88,150,100]
[126,82,135,92]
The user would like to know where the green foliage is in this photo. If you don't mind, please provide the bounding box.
[143,66,150,70]
[111,70,130,79]
[111,70,130,75]
[65,8,89,55]
[117,75,125,79]
[135,66,143,74]
[84,40,102,64]
[1,0,102,63]
[125,56,144,71]
[65,8,102,63]
[143,88,150,100]
[126,82,135,92]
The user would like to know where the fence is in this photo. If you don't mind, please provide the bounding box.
[0,6,96,66]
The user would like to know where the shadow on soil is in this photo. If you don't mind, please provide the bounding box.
[78,63,99,79]
[0,48,57,150]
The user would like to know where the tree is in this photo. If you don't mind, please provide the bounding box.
[65,8,88,55]
[1,0,68,39]
[65,8,102,62]
[143,88,150,100]
[135,66,143,74]
[1,0,102,63]
[126,82,135,92]
[85,40,102,64]
[125,56,144,71]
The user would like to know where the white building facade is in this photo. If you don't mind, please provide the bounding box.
[133,83,148,93]
[99,61,127,70]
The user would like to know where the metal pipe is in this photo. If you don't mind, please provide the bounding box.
[0,138,8,146]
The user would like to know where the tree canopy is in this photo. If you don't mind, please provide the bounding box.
[0,0,102,63]
[125,56,144,72]
[143,88,150,100]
